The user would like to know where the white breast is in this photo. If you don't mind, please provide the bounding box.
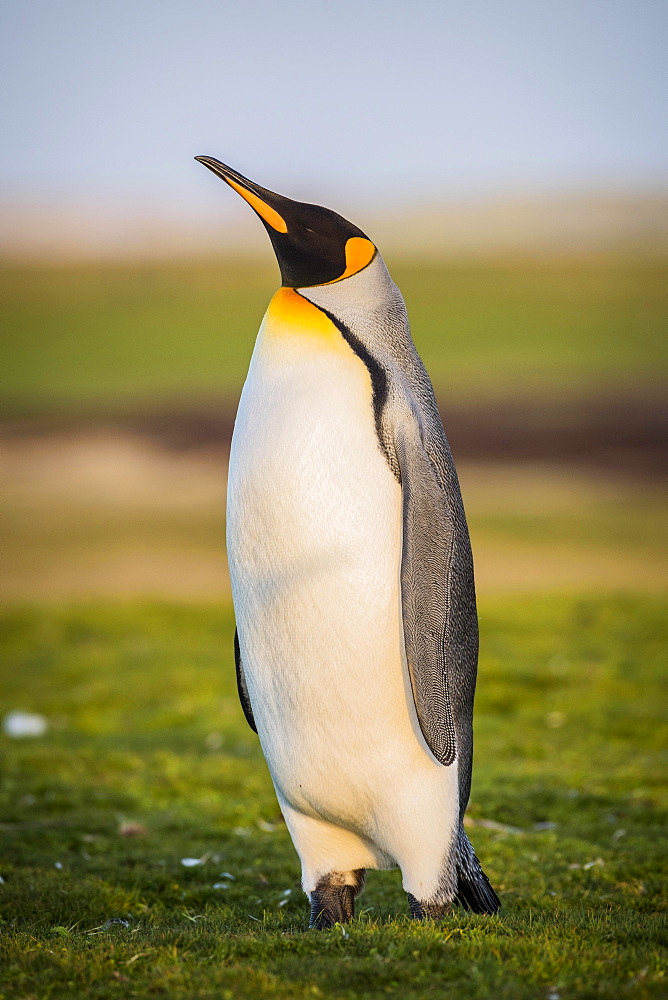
[227,295,458,884]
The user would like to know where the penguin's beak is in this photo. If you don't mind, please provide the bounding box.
[195,155,375,288]
[194,156,288,234]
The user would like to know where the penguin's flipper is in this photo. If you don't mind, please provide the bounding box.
[234,627,258,733]
[395,423,478,773]
[395,408,498,911]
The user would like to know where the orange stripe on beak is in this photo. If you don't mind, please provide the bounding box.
[224,176,288,234]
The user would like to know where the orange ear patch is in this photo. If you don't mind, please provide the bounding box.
[333,237,376,282]
[224,176,288,233]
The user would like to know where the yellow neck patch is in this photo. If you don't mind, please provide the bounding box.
[266,287,332,334]
[224,176,288,233]
[265,288,355,356]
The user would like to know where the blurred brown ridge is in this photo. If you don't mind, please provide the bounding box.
[4,390,666,477]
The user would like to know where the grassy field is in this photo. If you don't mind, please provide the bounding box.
[4,254,667,414]
[2,251,665,996]
[1,595,666,999]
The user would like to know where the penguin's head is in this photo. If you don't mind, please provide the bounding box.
[195,157,376,289]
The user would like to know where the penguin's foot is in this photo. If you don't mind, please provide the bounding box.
[308,869,366,929]
[406,893,453,920]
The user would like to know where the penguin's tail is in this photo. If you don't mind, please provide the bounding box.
[454,829,501,914]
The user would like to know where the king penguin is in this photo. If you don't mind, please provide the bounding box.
[195,156,501,927]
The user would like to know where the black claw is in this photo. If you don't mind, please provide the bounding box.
[309,885,355,929]
[308,869,366,929]
[406,892,452,920]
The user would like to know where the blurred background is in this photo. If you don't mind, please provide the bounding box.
[3,0,667,602]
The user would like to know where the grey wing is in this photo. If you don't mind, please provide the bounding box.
[395,416,478,814]
[234,627,257,734]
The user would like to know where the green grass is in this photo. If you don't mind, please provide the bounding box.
[4,255,667,414]
[1,596,666,998]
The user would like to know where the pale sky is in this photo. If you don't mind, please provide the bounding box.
[1,0,666,211]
